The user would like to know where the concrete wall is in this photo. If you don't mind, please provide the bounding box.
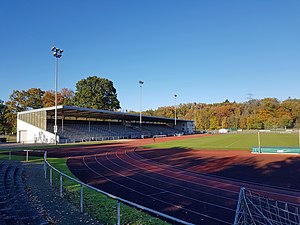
[17,119,57,144]
[176,121,195,134]
[186,121,195,134]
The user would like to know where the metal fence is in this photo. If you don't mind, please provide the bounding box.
[0,149,45,161]
[42,151,194,225]
[59,135,129,144]
[0,149,194,224]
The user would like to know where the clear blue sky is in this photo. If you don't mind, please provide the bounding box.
[1,0,299,111]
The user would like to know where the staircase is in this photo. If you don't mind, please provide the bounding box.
[0,161,48,225]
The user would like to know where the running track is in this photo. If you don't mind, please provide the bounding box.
[46,135,300,225]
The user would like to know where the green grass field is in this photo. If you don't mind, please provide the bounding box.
[0,135,16,142]
[145,133,299,150]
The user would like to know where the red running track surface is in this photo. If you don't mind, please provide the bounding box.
[45,135,300,225]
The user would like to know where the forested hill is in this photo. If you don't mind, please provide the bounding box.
[143,98,300,130]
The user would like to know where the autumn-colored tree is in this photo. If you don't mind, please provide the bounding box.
[209,116,219,130]
[155,106,175,118]
[42,88,74,107]
[142,98,300,130]
[4,88,45,133]
[2,82,300,133]
[6,88,44,111]
[4,101,17,134]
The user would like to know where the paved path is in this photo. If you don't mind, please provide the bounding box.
[24,163,102,225]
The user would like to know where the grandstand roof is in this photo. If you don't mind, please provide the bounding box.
[19,105,193,123]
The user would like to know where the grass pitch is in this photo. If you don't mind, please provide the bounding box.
[145,133,299,150]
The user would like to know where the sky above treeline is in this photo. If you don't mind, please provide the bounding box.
[0,0,299,111]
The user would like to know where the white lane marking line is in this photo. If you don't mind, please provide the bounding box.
[82,155,232,224]
[114,150,238,202]
[99,152,234,211]
[131,148,300,200]
[147,190,169,197]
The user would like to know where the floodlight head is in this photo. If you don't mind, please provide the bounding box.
[139,80,144,85]
[52,47,63,58]
[174,94,177,98]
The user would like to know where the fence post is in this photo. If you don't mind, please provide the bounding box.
[9,151,11,160]
[44,151,47,179]
[80,184,83,213]
[60,175,63,197]
[50,168,52,187]
[44,163,47,179]
[234,187,245,225]
[117,200,121,225]
[26,150,29,161]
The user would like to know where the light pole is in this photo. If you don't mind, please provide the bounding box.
[298,129,300,148]
[51,47,63,145]
[174,94,177,127]
[194,102,197,131]
[258,131,261,153]
[139,80,144,130]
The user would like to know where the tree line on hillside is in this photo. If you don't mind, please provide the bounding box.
[0,76,120,134]
[1,75,299,135]
[143,98,300,130]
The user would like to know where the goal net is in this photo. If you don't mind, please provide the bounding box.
[234,188,300,225]
[252,130,300,154]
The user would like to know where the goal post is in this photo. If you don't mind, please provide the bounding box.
[252,130,300,154]
[234,187,300,225]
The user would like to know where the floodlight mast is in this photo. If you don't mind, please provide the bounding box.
[299,129,300,148]
[51,47,63,145]
[174,94,177,126]
[139,80,144,130]
[258,131,261,153]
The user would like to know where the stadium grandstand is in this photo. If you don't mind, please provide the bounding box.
[17,106,194,144]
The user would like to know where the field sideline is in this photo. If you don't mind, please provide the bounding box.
[144,133,299,150]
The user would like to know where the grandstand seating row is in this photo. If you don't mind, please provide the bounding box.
[0,161,48,225]
[47,120,179,142]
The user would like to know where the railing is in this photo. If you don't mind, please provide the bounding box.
[0,149,194,224]
[59,135,128,143]
[42,151,194,225]
[0,149,45,161]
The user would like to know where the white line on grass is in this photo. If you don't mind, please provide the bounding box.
[225,139,241,148]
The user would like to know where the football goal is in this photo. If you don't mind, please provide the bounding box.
[252,130,300,154]
[234,188,300,225]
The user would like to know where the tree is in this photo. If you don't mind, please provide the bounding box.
[5,88,44,134]
[73,76,120,110]
[25,88,44,109]
[6,88,44,111]
[4,100,19,134]
[0,100,7,134]
[155,106,174,118]
[144,109,156,116]
[131,98,300,130]
[60,88,75,105]
[43,88,74,107]
[209,116,219,130]
[281,99,300,128]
